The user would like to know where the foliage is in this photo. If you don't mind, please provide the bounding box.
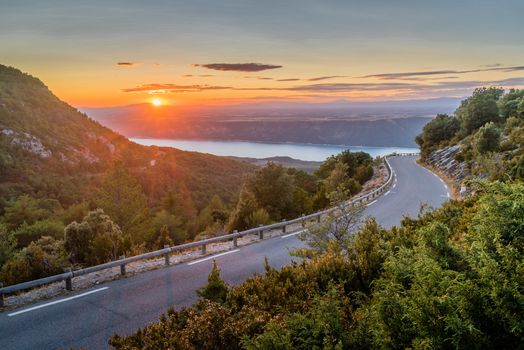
[64,209,124,265]
[150,210,186,246]
[473,122,501,154]
[416,114,460,159]
[196,260,229,304]
[0,236,67,285]
[0,223,16,267]
[417,88,524,181]
[110,181,524,349]
[456,87,504,135]
[94,162,148,239]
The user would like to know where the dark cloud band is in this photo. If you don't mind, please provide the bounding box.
[194,63,282,72]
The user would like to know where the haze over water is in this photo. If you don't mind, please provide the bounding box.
[131,138,419,161]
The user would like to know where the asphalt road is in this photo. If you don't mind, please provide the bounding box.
[0,155,449,350]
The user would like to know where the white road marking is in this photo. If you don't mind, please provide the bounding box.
[187,249,240,266]
[447,192,450,198]
[8,287,109,317]
[367,200,378,207]
[384,190,390,196]
[392,183,397,189]
[282,229,306,238]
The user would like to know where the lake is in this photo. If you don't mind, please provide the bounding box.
[131,138,419,162]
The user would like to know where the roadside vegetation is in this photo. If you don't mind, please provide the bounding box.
[416,87,524,181]
[110,180,524,349]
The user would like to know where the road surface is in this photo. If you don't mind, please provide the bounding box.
[0,155,449,349]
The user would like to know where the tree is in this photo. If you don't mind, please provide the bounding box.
[416,114,460,159]
[227,187,261,231]
[0,236,67,285]
[0,223,16,267]
[456,87,504,135]
[196,260,229,303]
[498,88,524,120]
[474,122,501,154]
[64,209,124,265]
[155,225,174,248]
[150,210,186,245]
[299,190,364,255]
[2,195,56,230]
[247,162,295,221]
[324,162,362,196]
[94,162,148,237]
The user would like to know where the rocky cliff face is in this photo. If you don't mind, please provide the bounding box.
[425,145,470,197]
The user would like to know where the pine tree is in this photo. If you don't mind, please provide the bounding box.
[196,260,229,303]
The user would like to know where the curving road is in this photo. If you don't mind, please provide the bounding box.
[0,155,449,350]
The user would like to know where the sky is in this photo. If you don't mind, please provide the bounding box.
[1,0,524,107]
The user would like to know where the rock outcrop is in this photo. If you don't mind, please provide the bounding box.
[425,145,470,197]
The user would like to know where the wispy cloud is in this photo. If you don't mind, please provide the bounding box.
[122,83,231,93]
[194,63,282,72]
[116,62,136,67]
[277,78,301,82]
[182,74,215,78]
[307,75,346,81]
[360,65,524,80]
[122,77,524,96]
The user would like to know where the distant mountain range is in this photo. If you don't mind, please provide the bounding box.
[83,98,461,148]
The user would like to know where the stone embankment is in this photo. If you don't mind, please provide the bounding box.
[424,145,470,198]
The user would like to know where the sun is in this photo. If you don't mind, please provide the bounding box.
[151,98,162,107]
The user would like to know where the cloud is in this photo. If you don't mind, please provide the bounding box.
[122,83,231,93]
[307,75,346,81]
[277,78,301,82]
[116,62,136,67]
[122,76,524,97]
[360,65,524,80]
[194,63,282,72]
[182,74,215,78]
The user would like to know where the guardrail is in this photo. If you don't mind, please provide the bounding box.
[0,153,417,306]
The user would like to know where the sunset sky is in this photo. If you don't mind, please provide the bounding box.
[1,0,524,107]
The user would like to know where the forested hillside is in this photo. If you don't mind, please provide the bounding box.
[0,65,255,283]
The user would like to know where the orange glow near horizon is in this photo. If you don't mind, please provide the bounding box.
[151,98,162,107]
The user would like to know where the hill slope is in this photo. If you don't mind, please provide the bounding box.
[0,65,254,209]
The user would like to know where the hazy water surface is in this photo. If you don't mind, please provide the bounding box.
[132,138,419,161]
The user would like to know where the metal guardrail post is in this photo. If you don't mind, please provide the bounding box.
[64,268,72,291]
[0,283,4,307]
[258,224,264,239]
[316,214,321,223]
[301,214,306,228]
[164,245,170,266]
[202,244,206,255]
[282,219,287,233]
[233,230,238,247]
[120,256,126,276]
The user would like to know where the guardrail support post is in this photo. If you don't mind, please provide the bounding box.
[316,214,321,223]
[282,219,287,233]
[64,268,72,291]
[233,230,238,247]
[301,215,306,228]
[202,244,206,255]
[258,224,264,240]
[164,245,170,266]
[0,283,4,308]
[120,255,126,276]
